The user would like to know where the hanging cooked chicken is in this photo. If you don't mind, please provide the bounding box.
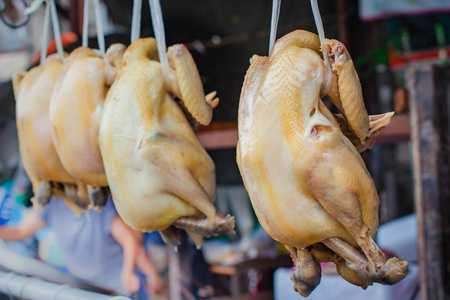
[99,38,234,246]
[13,56,89,210]
[236,30,406,296]
[50,44,125,209]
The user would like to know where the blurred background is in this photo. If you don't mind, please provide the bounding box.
[1,0,450,299]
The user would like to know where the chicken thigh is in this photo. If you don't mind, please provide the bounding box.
[99,38,234,246]
[236,31,407,296]
[50,44,125,209]
[13,56,87,209]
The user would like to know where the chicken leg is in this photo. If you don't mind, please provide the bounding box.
[286,245,322,297]
[323,237,407,285]
[295,124,407,286]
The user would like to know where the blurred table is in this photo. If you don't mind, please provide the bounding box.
[209,255,292,299]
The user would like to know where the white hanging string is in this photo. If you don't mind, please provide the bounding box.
[310,0,325,45]
[49,0,64,59]
[149,0,169,80]
[24,0,44,15]
[92,0,105,55]
[131,0,142,43]
[40,2,51,65]
[25,0,62,64]
[310,0,331,94]
[82,0,89,47]
[268,0,281,55]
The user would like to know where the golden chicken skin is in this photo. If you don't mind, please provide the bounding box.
[13,56,89,210]
[50,44,125,210]
[236,30,406,296]
[99,38,234,247]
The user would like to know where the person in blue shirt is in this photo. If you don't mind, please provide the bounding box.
[0,197,164,297]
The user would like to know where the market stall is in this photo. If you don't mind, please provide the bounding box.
[0,0,448,299]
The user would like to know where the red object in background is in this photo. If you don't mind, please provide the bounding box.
[389,45,450,69]
[30,32,78,66]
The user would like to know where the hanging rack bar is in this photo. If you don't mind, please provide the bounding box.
[268,0,281,54]
[149,0,169,80]
[131,0,142,43]
[82,0,89,47]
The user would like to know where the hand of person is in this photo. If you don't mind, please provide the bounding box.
[146,271,166,295]
[121,271,140,294]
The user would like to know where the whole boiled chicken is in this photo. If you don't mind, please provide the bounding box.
[13,56,88,210]
[236,30,407,296]
[50,44,125,210]
[99,38,234,246]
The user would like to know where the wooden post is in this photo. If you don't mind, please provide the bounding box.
[408,65,450,300]
[168,247,182,300]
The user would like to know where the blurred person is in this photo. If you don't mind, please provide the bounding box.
[0,196,164,298]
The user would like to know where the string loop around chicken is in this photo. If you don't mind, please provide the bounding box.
[131,0,142,43]
[149,0,170,82]
[81,0,105,56]
[25,0,64,65]
[268,0,281,55]
[310,0,332,96]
